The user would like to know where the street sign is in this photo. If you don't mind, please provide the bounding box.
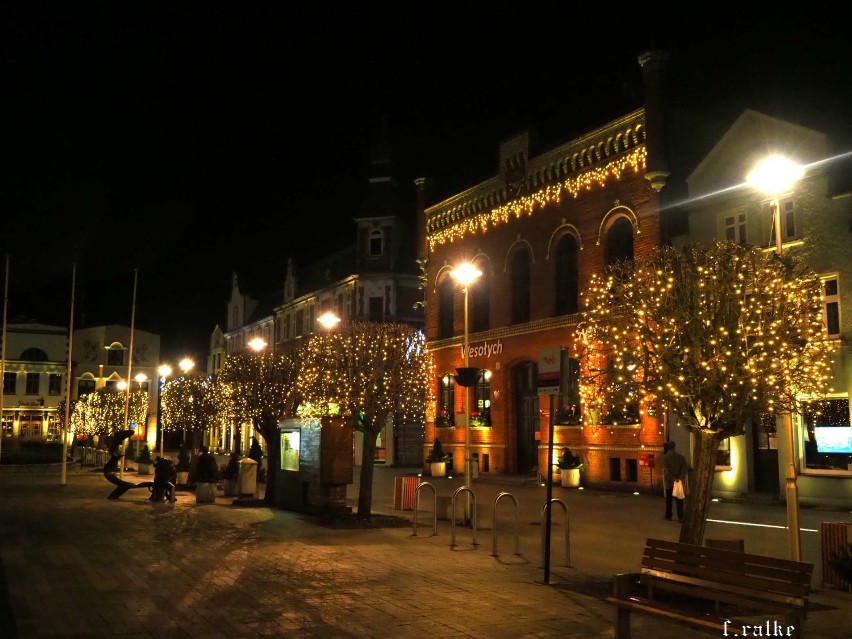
[538,347,562,396]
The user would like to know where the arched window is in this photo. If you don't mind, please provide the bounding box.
[472,369,492,427]
[554,234,579,315]
[470,269,489,333]
[511,248,531,324]
[438,275,454,339]
[606,217,634,266]
[20,348,49,362]
[368,229,384,257]
[437,374,455,426]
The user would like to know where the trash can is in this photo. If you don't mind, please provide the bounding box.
[393,475,421,510]
[238,458,258,497]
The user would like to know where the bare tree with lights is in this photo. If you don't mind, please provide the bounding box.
[160,375,217,451]
[219,351,302,505]
[300,321,430,519]
[575,242,834,545]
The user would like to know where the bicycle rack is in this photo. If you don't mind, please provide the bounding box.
[412,482,438,537]
[540,498,570,567]
[450,486,478,548]
[491,491,521,557]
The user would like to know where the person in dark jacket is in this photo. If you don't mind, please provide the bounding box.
[662,441,688,522]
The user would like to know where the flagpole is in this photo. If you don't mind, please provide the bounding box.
[120,268,138,480]
[61,263,76,486]
[0,256,9,472]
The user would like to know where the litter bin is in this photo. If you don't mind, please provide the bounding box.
[393,475,421,510]
[238,458,258,497]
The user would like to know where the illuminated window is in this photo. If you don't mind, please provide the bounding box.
[472,370,492,427]
[715,438,731,468]
[801,397,851,472]
[555,357,581,425]
[437,375,455,427]
[280,430,300,471]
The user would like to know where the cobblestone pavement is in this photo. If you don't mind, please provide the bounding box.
[1,463,850,638]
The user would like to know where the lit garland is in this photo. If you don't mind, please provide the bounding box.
[575,241,835,437]
[427,147,646,250]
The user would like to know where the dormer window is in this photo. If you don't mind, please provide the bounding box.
[369,229,384,257]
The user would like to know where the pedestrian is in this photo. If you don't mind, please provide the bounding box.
[662,440,688,522]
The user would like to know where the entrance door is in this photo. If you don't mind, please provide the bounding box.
[514,361,539,474]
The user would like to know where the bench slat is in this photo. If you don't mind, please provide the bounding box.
[604,595,729,632]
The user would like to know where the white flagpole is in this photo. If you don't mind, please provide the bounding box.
[0,256,8,472]
[61,263,76,486]
[120,268,138,480]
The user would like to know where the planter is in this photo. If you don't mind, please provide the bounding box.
[176,470,189,487]
[195,482,217,503]
[223,478,238,497]
[137,462,152,476]
[560,468,581,488]
[430,461,446,478]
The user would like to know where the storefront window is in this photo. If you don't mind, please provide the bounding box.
[801,397,851,473]
[280,430,300,471]
[437,375,455,427]
[471,370,491,427]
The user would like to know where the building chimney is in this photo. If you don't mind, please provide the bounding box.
[638,50,670,192]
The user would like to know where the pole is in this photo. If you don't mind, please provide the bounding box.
[0,256,8,472]
[463,284,471,522]
[543,392,555,584]
[120,268,138,480]
[61,263,76,486]
[773,197,801,562]
[157,373,166,457]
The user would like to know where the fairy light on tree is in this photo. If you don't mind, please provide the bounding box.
[160,374,217,451]
[300,321,431,519]
[219,349,302,505]
[575,242,834,545]
[57,388,148,438]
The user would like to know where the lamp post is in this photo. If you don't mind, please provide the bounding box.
[247,338,267,499]
[747,154,804,561]
[178,358,194,444]
[156,364,172,457]
[449,263,482,510]
[317,311,341,330]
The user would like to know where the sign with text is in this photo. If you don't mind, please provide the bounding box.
[538,347,563,395]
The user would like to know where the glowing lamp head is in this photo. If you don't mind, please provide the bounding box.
[247,338,267,352]
[178,357,195,373]
[449,262,482,287]
[158,364,172,378]
[746,155,804,196]
[317,311,341,329]
[134,373,147,383]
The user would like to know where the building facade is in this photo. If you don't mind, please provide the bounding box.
[420,52,671,490]
[673,109,852,506]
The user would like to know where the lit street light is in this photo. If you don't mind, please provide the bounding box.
[449,262,482,518]
[157,364,172,457]
[317,311,341,330]
[177,358,195,444]
[747,154,804,561]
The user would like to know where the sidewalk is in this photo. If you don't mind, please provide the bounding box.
[0,463,849,638]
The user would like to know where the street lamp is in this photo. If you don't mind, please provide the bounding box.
[747,154,804,561]
[157,364,172,457]
[449,262,482,503]
[317,311,341,330]
[177,358,195,444]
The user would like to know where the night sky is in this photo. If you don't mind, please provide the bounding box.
[2,4,850,362]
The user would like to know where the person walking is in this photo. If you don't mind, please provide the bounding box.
[663,440,688,522]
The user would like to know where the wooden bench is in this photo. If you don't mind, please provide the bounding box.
[605,538,813,638]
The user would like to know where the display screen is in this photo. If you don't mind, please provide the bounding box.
[814,426,852,454]
[280,430,300,471]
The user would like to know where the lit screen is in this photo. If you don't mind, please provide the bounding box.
[814,426,852,454]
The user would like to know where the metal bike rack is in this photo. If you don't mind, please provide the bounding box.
[540,498,570,567]
[450,486,478,548]
[412,482,438,537]
[491,491,521,557]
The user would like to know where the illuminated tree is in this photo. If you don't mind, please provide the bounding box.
[57,390,148,440]
[576,242,834,544]
[160,374,217,450]
[219,351,302,505]
[300,322,430,519]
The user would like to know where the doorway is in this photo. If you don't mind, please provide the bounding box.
[514,361,539,474]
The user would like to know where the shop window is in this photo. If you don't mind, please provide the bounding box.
[554,356,581,425]
[437,375,455,427]
[554,234,579,315]
[438,276,454,339]
[49,374,62,395]
[471,370,492,427]
[510,248,531,324]
[802,397,851,472]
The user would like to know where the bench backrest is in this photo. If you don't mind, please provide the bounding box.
[640,538,813,612]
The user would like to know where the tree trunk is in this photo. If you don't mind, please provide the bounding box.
[679,428,724,545]
[357,431,378,519]
[260,420,279,505]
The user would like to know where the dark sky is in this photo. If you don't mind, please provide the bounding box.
[2,4,850,362]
